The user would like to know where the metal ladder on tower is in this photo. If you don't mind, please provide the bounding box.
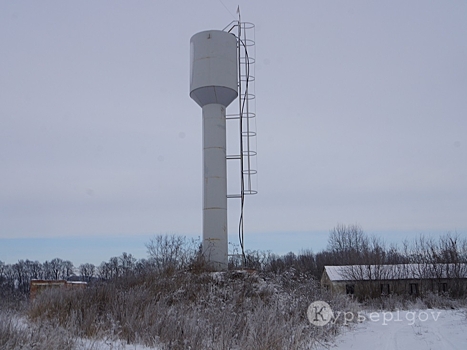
[223,20,258,265]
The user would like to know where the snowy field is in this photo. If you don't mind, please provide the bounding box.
[3,308,467,349]
[77,309,467,350]
[74,339,158,350]
[318,309,467,350]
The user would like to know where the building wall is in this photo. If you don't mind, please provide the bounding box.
[30,279,87,301]
[321,269,467,299]
[327,278,466,299]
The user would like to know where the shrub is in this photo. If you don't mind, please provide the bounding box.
[0,309,75,350]
[28,268,356,349]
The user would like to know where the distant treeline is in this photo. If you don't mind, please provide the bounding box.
[1,225,466,297]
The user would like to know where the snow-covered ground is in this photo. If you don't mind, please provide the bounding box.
[75,338,159,350]
[318,309,467,350]
[92,308,466,350]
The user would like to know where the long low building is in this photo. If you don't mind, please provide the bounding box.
[30,279,87,300]
[321,263,467,299]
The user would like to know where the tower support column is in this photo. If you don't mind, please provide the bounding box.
[202,103,228,270]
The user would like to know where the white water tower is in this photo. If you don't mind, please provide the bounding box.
[190,19,258,271]
[190,30,238,270]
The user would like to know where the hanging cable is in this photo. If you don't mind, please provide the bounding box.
[237,30,250,267]
[217,0,236,19]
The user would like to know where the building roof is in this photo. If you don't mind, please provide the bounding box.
[323,264,467,282]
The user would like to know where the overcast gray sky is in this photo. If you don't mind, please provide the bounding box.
[1,1,466,265]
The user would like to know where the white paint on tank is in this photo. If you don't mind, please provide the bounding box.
[190,30,238,107]
[190,29,238,270]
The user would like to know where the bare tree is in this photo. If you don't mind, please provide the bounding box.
[119,252,136,275]
[97,261,112,280]
[49,258,64,280]
[79,263,95,282]
[62,260,74,279]
[25,260,43,280]
[109,257,120,278]
[146,234,199,272]
[2,264,16,292]
[12,260,30,294]
[327,224,369,265]
[0,261,5,283]
[134,258,153,276]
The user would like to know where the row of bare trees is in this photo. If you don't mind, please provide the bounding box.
[324,224,406,266]
[229,225,467,283]
[0,253,141,296]
[0,258,74,294]
[323,223,467,267]
[1,229,466,297]
[0,235,202,298]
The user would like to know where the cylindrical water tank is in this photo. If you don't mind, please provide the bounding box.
[190,30,238,107]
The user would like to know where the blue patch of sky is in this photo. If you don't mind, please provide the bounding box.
[1,230,459,267]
